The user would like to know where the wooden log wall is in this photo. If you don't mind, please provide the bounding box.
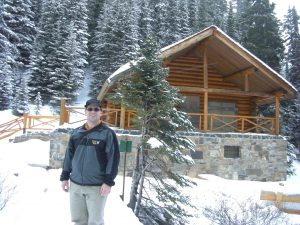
[165,56,255,131]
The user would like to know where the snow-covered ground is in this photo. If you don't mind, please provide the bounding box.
[0,131,300,225]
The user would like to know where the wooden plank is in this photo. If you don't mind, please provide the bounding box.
[160,29,213,60]
[213,31,296,97]
[120,106,126,129]
[224,67,254,80]
[245,73,249,92]
[176,86,273,98]
[275,95,280,135]
[260,191,300,203]
[204,92,208,131]
[203,44,208,88]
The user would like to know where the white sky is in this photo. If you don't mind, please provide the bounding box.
[271,0,300,20]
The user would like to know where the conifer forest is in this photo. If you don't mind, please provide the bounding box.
[0,0,299,159]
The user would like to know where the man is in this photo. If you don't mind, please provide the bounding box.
[60,98,120,225]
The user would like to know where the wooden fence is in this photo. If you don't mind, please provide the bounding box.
[0,114,59,140]
[260,190,300,215]
[0,98,277,140]
[59,101,276,134]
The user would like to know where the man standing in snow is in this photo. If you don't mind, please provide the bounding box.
[60,98,120,225]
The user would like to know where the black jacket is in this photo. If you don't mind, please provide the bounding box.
[60,123,120,186]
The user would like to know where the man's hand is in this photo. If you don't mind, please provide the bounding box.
[100,183,111,196]
[61,180,69,192]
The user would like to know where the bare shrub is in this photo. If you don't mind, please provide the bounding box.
[202,196,290,225]
[0,175,15,212]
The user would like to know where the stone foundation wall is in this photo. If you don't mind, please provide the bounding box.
[181,133,287,181]
[49,129,287,181]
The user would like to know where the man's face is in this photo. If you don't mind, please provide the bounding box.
[85,103,102,123]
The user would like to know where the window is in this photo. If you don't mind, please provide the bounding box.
[224,146,240,158]
[190,150,203,159]
[180,96,200,128]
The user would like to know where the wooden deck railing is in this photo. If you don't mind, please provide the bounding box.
[59,103,276,134]
[187,113,275,134]
[260,190,300,215]
[0,102,277,140]
[0,114,60,140]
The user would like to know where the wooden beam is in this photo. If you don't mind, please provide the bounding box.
[203,43,208,88]
[204,91,208,131]
[59,98,69,125]
[261,191,300,203]
[175,86,273,98]
[224,67,255,80]
[160,29,213,60]
[120,105,126,129]
[213,31,297,97]
[23,113,28,134]
[275,95,280,135]
[245,73,249,92]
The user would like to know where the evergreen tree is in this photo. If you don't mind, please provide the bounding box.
[152,0,168,47]
[31,0,43,26]
[240,0,284,72]
[137,0,154,44]
[187,0,198,33]
[110,38,196,225]
[178,0,192,39]
[121,0,140,61]
[29,0,88,106]
[86,0,105,62]
[284,7,300,88]
[90,0,132,96]
[210,0,228,29]
[11,73,29,116]
[234,0,250,42]
[282,6,300,174]
[0,0,18,110]
[48,0,88,107]
[34,91,42,115]
[28,0,58,103]
[4,0,36,66]
[165,0,181,45]
[196,0,212,30]
[226,1,237,39]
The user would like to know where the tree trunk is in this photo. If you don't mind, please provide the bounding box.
[127,145,141,210]
[134,148,146,216]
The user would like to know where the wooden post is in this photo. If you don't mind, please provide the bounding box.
[275,95,279,135]
[120,105,126,129]
[203,44,208,89]
[275,192,283,208]
[59,98,69,125]
[23,113,28,134]
[203,42,208,132]
[244,73,249,92]
[204,92,208,131]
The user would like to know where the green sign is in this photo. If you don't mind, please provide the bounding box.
[119,140,132,153]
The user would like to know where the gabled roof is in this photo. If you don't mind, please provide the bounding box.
[98,25,297,102]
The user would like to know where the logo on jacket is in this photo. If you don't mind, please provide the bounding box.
[92,140,100,145]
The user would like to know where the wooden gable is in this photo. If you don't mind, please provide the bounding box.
[98,26,297,104]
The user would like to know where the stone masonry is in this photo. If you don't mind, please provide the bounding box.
[49,129,287,181]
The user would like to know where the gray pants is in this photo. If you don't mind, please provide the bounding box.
[70,182,107,225]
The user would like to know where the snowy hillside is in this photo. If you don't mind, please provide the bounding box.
[0,132,300,224]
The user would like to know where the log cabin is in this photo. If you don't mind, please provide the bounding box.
[56,26,298,181]
[97,25,297,135]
